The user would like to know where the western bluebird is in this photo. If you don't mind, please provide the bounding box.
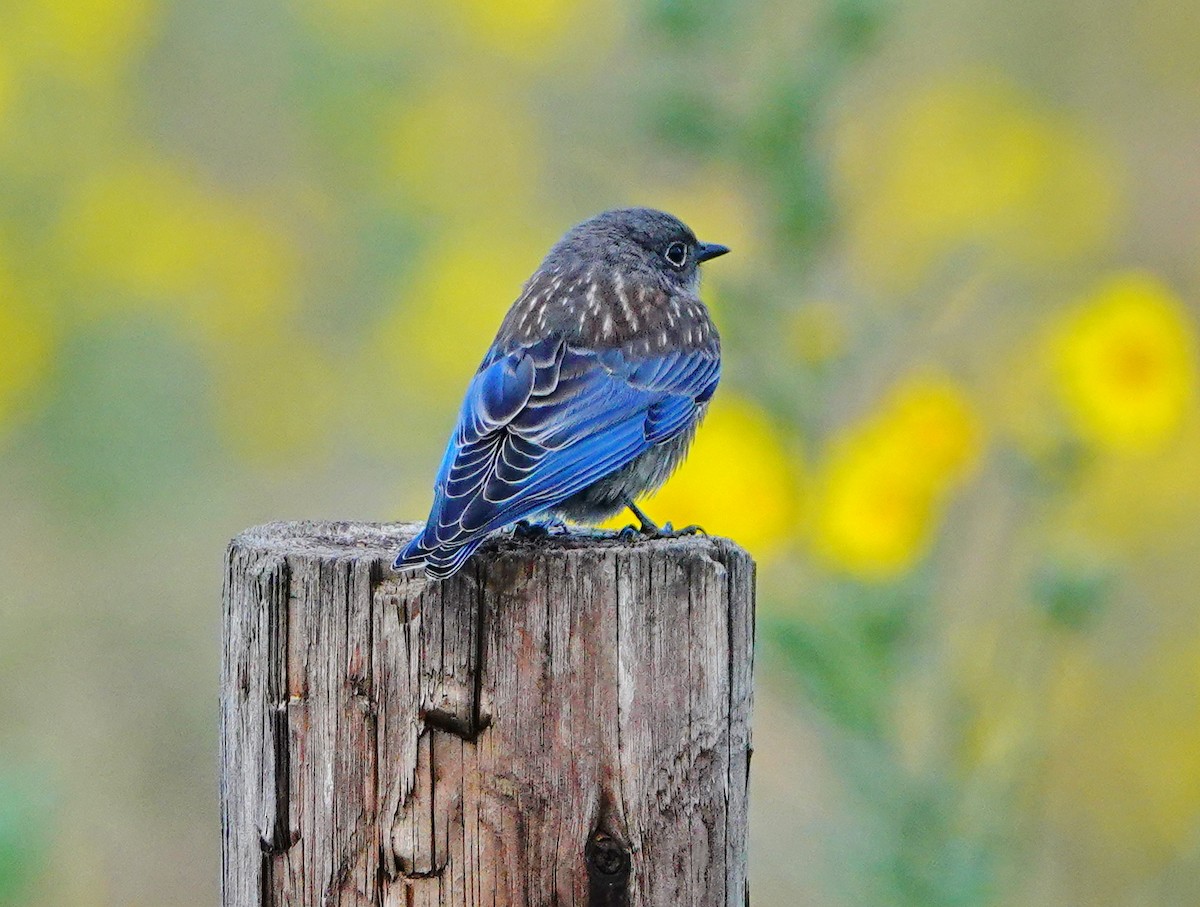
[395,208,730,578]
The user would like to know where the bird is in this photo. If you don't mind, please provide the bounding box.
[394,207,730,579]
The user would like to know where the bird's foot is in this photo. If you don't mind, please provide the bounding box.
[621,499,706,540]
[562,526,622,539]
[512,518,569,539]
[622,521,707,539]
[512,520,546,539]
[657,522,708,538]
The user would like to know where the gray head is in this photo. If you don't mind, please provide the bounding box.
[497,207,729,351]
[545,207,730,294]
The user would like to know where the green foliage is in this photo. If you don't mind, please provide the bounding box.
[1033,561,1111,631]
[644,0,738,40]
[645,88,724,154]
[761,580,918,736]
[0,767,50,907]
[34,317,212,514]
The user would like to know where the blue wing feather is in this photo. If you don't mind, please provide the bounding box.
[396,339,719,576]
[645,394,699,444]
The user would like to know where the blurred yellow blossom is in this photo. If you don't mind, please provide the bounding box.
[888,378,982,482]
[834,76,1120,291]
[62,157,297,351]
[814,375,982,578]
[387,79,542,227]
[447,0,587,60]
[609,394,799,557]
[0,276,55,441]
[815,435,932,577]
[0,50,13,129]
[1050,271,1195,453]
[8,0,157,87]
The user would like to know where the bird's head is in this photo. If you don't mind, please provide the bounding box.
[552,207,730,293]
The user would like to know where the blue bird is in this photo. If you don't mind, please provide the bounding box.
[394,208,730,578]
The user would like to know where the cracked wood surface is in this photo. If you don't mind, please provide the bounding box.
[221,521,754,906]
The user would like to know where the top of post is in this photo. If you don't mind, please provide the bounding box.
[229,520,752,567]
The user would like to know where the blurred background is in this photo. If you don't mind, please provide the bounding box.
[1,0,1199,903]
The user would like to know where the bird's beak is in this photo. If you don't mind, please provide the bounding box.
[695,242,731,263]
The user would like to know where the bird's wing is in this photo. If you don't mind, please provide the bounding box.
[397,337,719,575]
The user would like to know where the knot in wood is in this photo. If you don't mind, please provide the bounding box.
[586,831,631,880]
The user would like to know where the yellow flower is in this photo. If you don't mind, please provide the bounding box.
[814,375,982,578]
[61,157,297,351]
[446,0,591,60]
[834,75,1119,291]
[8,0,157,87]
[387,79,542,228]
[817,443,934,578]
[607,394,799,557]
[1051,271,1195,452]
[0,275,55,441]
[885,377,982,484]
[0,49,13,129]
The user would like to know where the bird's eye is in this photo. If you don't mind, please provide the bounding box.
[664,241,689,268]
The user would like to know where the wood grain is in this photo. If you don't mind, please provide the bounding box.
[221,521,754,906]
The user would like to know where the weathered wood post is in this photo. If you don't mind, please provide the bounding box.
[221,521,754,906]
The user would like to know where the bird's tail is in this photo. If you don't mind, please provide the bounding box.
[393,529,484,580]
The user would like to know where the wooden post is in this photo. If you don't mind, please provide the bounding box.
[221,521,754,906]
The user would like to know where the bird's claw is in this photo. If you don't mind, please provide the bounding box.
[513,518,569,539]
[512,520,547,539]
[662,523,707,537]
[649,522,707,538]
[617,521,707,541]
